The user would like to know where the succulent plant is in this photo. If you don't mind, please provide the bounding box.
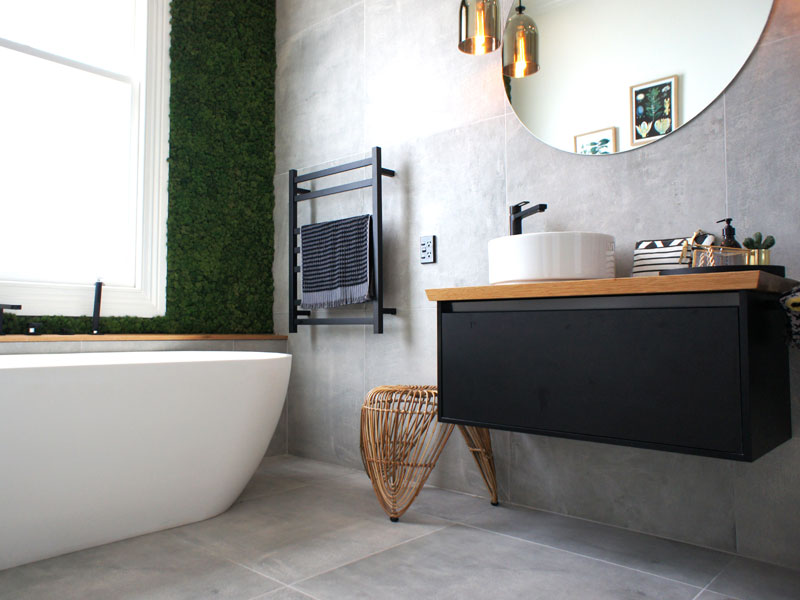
[743,232,775,250]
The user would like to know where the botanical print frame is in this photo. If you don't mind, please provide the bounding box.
[630,75,678,146]
[574,127,617,155]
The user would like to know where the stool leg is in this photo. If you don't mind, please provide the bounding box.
[458,425,499,505]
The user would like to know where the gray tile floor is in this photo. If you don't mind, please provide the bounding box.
[1,455,799,600]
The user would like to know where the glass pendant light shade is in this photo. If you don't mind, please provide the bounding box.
[458,0,501,55]
[503,2,538,77]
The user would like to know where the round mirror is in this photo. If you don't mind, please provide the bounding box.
[504,0,773,155]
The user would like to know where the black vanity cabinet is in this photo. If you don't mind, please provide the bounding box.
[429,273,794,461]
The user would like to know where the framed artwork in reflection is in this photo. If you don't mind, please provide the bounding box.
[574,127,617,155]
[630,75,679,146]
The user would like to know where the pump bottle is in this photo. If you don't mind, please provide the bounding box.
[717,218,741,248]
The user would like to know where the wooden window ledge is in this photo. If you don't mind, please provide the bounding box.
[0,334,288,343]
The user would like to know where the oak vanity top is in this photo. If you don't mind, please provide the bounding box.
[425,271,797,302]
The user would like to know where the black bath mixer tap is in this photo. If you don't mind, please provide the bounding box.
[509,202,548,235]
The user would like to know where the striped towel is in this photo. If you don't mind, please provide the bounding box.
[300,214,372,309]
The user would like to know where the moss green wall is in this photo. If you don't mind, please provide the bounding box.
[5,0,276,335]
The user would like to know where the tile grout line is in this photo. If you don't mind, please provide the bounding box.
[278,460,749,570]
[165,535,287,595]
[285,584,324,600]
[722,93,729,216]
[278,150,368,182]
[468,491,743,563]
[276,112,507,178]
[503,96,509,211]
[506,432,512,504]
[246,584,322,600]
[457,521,706,592]
[759,29,800,48]
[288,523,455,588]
[362,0,367,153]
[689,556,743,600]
[277,2,363,50]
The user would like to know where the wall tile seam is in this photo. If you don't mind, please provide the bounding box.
[364,112,508,167]
[760,29,800,47]
[276,115,509,180]
[361,317,367,417]
[275,151,371,180]
[503,105,509,209]
[688,563,734,600]
[459,521,716,592]
[275,1,365,53]
[716,19,795,104]
[490,491,741,559]
[722,94,730,216]
[362,0,367,153]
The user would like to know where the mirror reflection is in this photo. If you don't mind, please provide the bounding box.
[504,0,773,155]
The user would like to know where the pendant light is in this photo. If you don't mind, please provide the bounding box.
[503,0,538,77]
[458,0,501,55]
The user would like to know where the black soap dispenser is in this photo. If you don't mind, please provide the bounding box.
[717,218,741,248]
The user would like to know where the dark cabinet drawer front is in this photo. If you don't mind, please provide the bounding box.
[440,306,743,454]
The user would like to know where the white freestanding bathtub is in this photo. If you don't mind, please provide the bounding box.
[0,350,291,571]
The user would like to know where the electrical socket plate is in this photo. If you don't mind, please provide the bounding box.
[420,235,436,264]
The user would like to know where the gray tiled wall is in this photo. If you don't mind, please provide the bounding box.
[273,0,800,569]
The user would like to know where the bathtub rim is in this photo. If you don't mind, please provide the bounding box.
[0,350,291,370]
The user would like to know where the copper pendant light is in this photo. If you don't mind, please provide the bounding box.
[458,0,501,55]
[503,0,538,77]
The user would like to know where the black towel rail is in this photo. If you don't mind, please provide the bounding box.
[289,146,397,334]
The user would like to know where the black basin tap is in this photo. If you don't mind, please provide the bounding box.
[509,202,547,235]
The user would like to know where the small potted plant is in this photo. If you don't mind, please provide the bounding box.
[743,232,775,265]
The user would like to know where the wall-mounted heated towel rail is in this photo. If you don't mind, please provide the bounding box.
[289,147,396,334]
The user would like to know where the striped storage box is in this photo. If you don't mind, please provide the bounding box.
[631,232,715,277]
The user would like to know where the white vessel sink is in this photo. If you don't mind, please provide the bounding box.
[488,232,616,284]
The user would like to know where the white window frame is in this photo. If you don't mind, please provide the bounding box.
[0,0,170,318]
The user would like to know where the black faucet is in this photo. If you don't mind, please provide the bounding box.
[92,280,103,334]
[509,202,547,235]
[0,303,22,335]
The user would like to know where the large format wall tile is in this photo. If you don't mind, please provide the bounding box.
[724,31,800,276]
[274,0,800,568]
[364,0,505,148]
[287,324,366,466]
[721,30,800,568]
[363,306,437,389]
[508,433,737,551]
[732,361,800,569]
[505,101,728,277]
[427,427,512,503]
[276,0,362,48]
[275,5,365,174]
[378,118,507,311]
[760,0,800,45]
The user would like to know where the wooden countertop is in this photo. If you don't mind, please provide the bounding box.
[0,334,288,343]
[426,271,798,302]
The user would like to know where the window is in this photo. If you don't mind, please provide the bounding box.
[0,0,170,317]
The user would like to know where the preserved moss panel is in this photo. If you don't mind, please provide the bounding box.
[5,0,276,335]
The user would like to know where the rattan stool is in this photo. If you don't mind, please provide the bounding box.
[360,385,498,521]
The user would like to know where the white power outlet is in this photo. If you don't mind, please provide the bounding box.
[420,235,436,264]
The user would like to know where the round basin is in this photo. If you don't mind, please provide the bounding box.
[488,232,616,284]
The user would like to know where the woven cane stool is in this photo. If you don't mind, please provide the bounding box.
[360,385,498,522]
